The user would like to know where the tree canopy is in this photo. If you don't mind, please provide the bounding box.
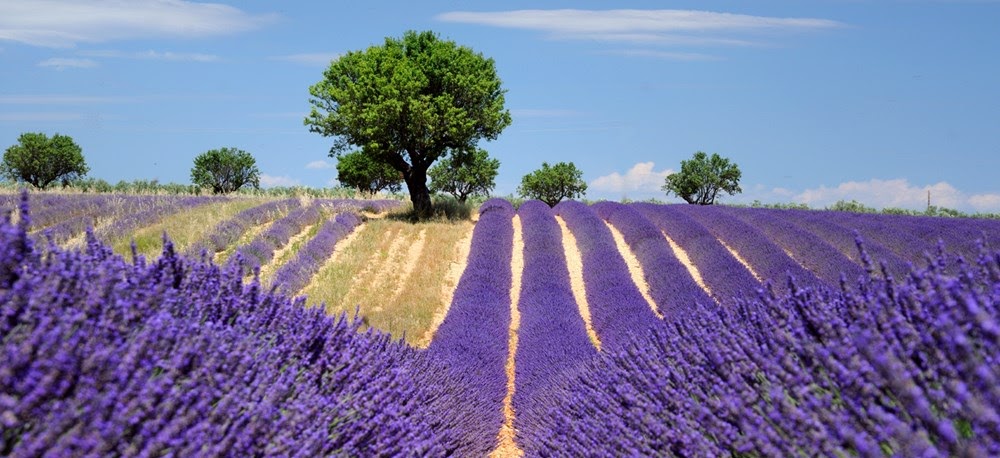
[428,148,499,203]
[305,30,511,218]
[1,132,88,189]
[518,161,587,207]
[662,151,742,205]
[190,147,260,194]
[336,150,403,195]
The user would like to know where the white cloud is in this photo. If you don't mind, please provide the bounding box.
[740,178,1000,213]
[80,49,219,62]
[306,160,334,169]
[794,179,964,209]
[259,174,301,188]
[0,0,276,47]
[37,57,98,69]
[437,9,843,45]
[271,53,340,66]
[591,162,673,194]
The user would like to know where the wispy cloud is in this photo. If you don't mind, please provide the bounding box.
[437,9,843,39]
[438,9,843,60]
[0,112,87,122]
[270,53,341,66]
[37,57,98,69]
[510,108,584,118]
[305,160,334,170]
[605,49,720,61]
[80,49,219,62]
[0,0,276,47]
[0,94,124,104]
[259,174,302,188]
[591,162,674,195]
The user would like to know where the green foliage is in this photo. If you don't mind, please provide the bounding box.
[190,147,260,194]
[305,30,511,218]
[829,200,878,213]
[750,200,810,210]
[336,151,403,195]
[517,161,587,207]
[662,151,742,205]
[1,132,89,189]
[428,148,499,203]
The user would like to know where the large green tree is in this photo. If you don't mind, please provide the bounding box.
[518,161,587,207]
[336,150,403,195]
[305,30,511,218]
[662,151,742,205]
[1,132,88,189]
[190,147,260,194]
[428,148,499,203]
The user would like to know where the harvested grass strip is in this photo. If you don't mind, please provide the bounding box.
[490,215,525,458]
[555,216,602,351]
[417,224,475,348]
[387,228,428,303]
[605,221,664,320]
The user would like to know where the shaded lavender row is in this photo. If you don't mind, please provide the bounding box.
[94,195,220,244]
[592,201,713,319]
[634,203,761,304]
[554,200,662,349]
[230,203,324,272]
[185,198,299,257]
[777,208,913,279]
[718,205,867,287]
[671,204,826,294]
[513,200,598,450]
[0,195,473,456]
[270,212,362,295]
[24,193,106,230]
[522,246,1000,456]
[425,198,514,456]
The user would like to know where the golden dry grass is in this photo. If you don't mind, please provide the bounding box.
[301,217,474,345]
[113,198,265,258]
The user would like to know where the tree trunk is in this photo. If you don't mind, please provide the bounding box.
[405,165,433,219]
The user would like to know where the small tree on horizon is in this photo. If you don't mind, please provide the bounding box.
[1,132,89,189]
[518,161,587,207]
[662,151,742,205]
[336,150,403,196]
[428,148,499,203]
[190,147,260,194]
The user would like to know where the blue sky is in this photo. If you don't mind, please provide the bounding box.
[1,1,998,211]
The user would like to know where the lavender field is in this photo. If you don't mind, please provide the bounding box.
[3,192,1000,456]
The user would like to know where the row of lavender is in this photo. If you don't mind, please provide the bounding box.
[521,239,1000,456]
[432,199,1000,454]
[0,196,473,456]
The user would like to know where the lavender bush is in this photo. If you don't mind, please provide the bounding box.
[270,212,362,294]
[592,201,713,318]
[426,198,514,455]
[554,200,662,349]
[521,242,1000,456]
[635,203,761,303]
[229,203,323,272]
[0,195,470,457]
